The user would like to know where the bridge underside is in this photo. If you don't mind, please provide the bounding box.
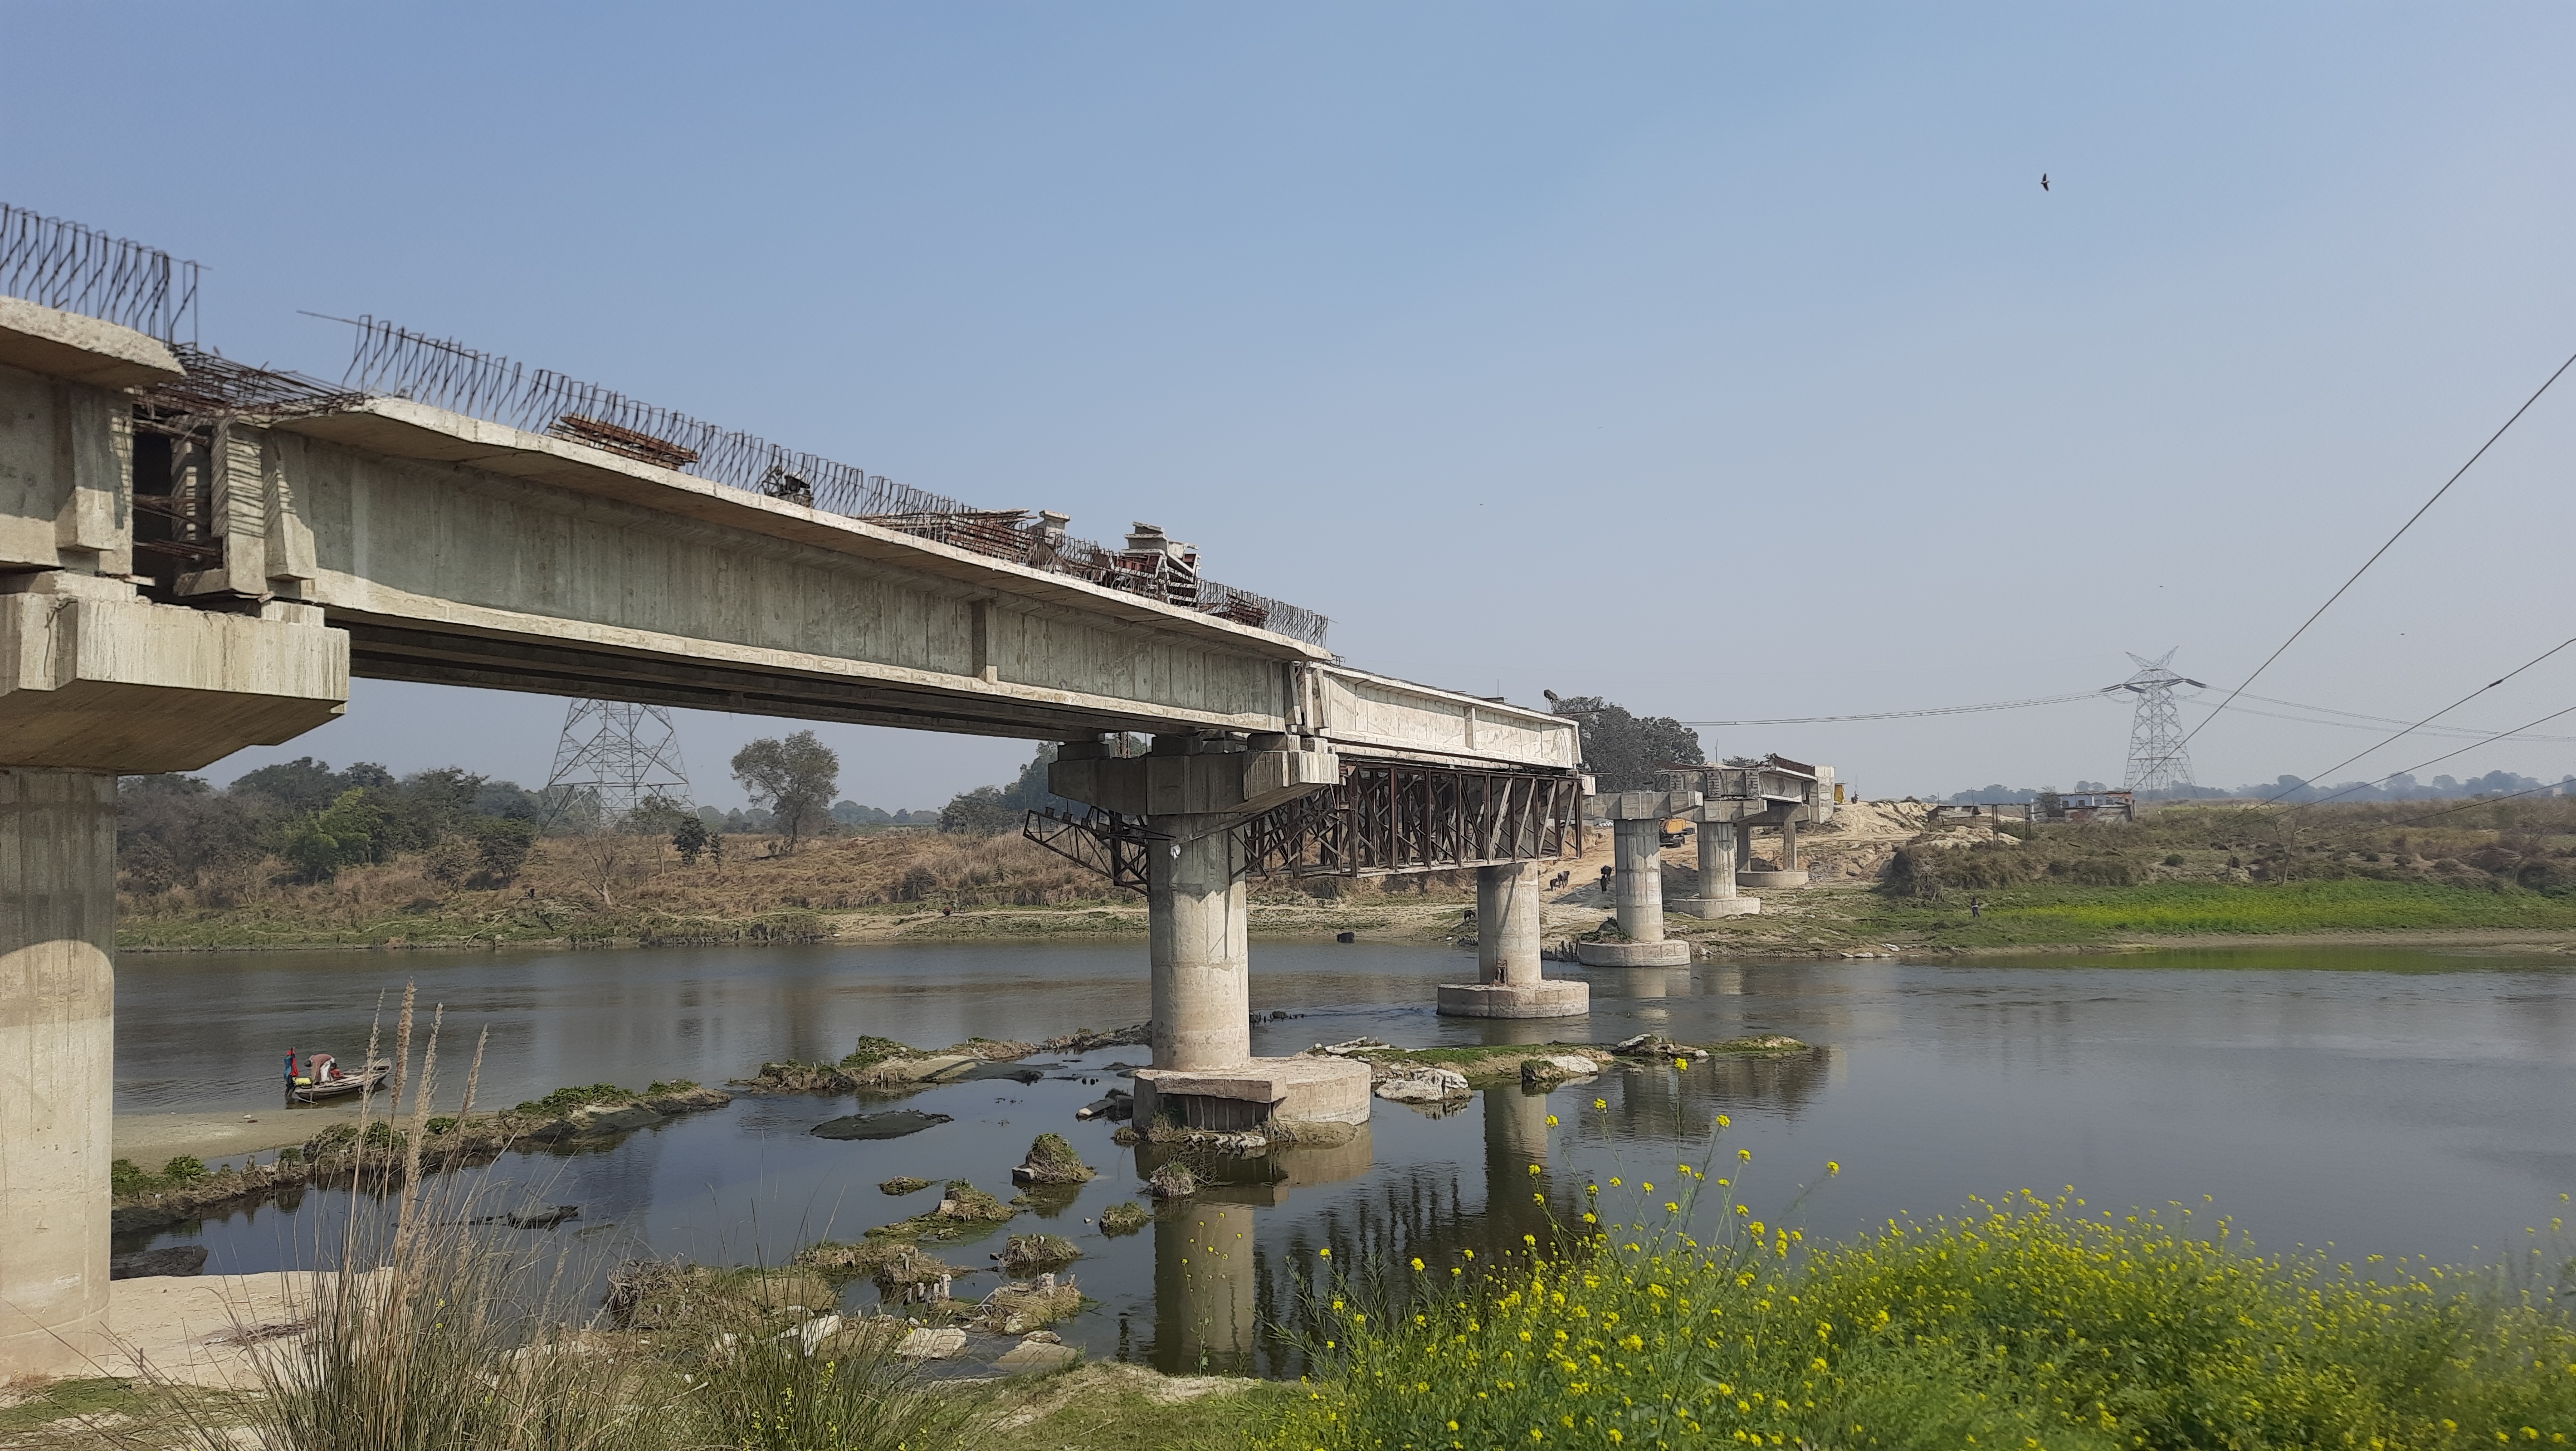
[342,617,1210,742]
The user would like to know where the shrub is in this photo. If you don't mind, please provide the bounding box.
[423,835,479,885]
[2162,853,2186,866]
[685,1298,973,1451]
[471,816,536,882]
[1274,1184,2576,1451]
[514,1083,637,1116]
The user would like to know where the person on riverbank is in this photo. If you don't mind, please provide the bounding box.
[283,1049,297,1086]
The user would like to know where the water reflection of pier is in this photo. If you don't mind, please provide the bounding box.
[1140,1128,1374,1374]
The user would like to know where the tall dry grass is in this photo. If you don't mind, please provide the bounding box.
[144,983,972,1451]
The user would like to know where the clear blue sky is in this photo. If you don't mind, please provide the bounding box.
[8,3,2573,807]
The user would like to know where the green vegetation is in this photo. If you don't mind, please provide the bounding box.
[841,1035,921,1070]
[109,1155,209,1196]
[983,1368,1296,1451]
[1099,1201,1151,1236]
[1851,879,2576,946]
[514,1083,642,1116]
[1275,1180,2576,1450]
[730,729,841,853]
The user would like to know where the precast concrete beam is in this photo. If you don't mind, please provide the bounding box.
[1587,789,1702,822]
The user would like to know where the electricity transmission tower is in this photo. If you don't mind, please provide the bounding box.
[541,699,694,827]
[2109,650,2205,795]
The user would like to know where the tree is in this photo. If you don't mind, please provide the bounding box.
[628,793,696,839]
[276,788,389,883]
[469,817,535,883]
[1544,694,1705,791]
[997,744,1076,815]
[231,757,350,815]
[730,731,840,852]
[939,785,1019,836]
[672,814,710,865]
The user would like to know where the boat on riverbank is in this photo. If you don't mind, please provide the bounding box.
[286,1060,391,1103]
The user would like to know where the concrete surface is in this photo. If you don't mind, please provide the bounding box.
[1132,1056,1373,1127]
[0,770,116,1376]
[1435,980,1593,1016]
[1737,870,1811,888]
[1574,939,1694,967]
[1440,861,1589,1018]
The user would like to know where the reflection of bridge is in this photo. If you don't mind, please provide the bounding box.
[0,214,1591,1369]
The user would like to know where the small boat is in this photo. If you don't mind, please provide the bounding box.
[286,1059,392,1103]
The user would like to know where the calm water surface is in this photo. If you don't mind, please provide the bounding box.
[115,941,2576,1374]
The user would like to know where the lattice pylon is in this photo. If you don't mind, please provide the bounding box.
[541,699,693,827]
[2114,649,2201,794]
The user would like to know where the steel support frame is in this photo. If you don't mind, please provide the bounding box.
[1245,763,1583,879]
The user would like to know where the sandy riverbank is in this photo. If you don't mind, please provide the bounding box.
[114,1107,360,1167]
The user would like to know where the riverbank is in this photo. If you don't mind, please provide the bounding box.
[113,878,2576,956]
[2,1345,1291,1451]
[114,797,2576,952]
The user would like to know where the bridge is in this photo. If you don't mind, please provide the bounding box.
[0,210,1590,1370]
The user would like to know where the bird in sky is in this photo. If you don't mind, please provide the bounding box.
[2041,173,2051,191]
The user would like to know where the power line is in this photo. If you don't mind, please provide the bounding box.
[2255,636,2576,808]
[2385,775,2575,826]
[2178,345,2576,753]
[1681,690,2105,726]
[2175,696,2576,744]
[2277,697,2576,812]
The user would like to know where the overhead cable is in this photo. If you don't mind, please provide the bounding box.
[2175,696,2576,745]
[1681,691,2107,726]
[2177,345,2576,752]
[2258,636,2576,809]
[2276,697,2576,812]
[2385,776,2575,826]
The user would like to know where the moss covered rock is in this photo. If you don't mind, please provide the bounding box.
[1011,1132,1096,1186]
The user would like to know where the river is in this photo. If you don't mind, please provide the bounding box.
[114,940,2576,1374]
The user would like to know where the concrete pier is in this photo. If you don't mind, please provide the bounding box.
[1672,806,1759,918]
[1575,791,1697,968]
[1437,862,1587,1018]
[0,770,116,1372]
[1145,811,1250,1072]
[1057,735,1370,1128]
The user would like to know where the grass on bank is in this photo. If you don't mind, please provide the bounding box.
[1274,1167,2576,1451]
[1840,878,2576,947]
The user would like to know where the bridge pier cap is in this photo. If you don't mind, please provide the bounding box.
[0,300,351,1373]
